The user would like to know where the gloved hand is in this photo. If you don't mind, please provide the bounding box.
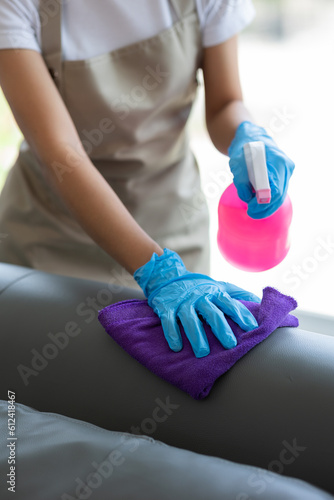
[134,248,260,358]
[228,121,295,219]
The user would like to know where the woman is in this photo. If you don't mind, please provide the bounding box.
[0,0,294,357]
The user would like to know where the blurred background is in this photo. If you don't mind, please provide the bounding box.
[0,0,333,317]
[190,0,334,318]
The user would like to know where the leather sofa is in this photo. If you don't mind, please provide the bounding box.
[1,262,334,499]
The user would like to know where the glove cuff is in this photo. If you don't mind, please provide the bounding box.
[228,121,275,157]
[133,248,188,297]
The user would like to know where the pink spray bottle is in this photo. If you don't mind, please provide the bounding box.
[217,141,293,272]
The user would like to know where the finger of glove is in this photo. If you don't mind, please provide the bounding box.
[213,292,258,331]
[196,296,237,350]
[247,190,286,219]
[236,181,254,204]
[266,147,295,180]
[229,157,254,203]
[247,178,288,219]
[247,149,294,219]
[247,168,285,219]
[178,304,210,358]
[221,282,261,304]
[160,312,183,353]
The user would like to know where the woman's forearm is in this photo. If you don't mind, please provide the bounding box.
[41,141,163,275]
[202,37,254,156]
[206,99,253,156]
[0,49,163,275]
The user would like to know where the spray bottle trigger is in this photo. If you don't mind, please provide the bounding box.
[243,141,271,204]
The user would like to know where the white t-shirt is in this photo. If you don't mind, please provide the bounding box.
[0,0,255,61]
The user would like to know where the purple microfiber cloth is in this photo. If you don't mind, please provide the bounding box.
[98,287,299,400]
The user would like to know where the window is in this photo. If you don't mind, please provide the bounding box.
[189,0,334,317]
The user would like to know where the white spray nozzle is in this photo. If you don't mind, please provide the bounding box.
[243,141,271,204]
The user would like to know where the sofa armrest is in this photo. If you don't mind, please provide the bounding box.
[1,262,334,494]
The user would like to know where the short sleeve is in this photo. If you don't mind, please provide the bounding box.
[0,0,41,53]
[197,0,256,47]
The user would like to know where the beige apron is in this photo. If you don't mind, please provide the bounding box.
[0,0,210,286]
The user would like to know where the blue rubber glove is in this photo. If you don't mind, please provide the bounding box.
[228,121,295,219]
[134,248,260,358]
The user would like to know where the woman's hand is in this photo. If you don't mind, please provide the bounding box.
[134,248,260,358]
[228,121,295,219]
[202,37,294,219]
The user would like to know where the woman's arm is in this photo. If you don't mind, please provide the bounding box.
[203,36,295,220]
[202,35,252,155]
[0,49,163,274]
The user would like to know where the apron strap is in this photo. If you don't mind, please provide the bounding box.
[169,0,196,20]
[39,0,63,94]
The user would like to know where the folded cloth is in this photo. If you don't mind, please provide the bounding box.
[98,287,299,400]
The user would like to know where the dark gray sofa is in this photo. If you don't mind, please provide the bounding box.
[1,262,334,499]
